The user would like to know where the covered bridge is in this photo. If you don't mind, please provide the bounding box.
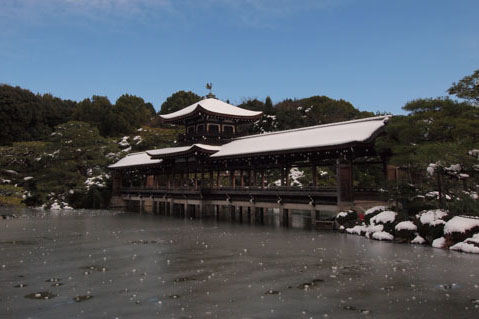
[109,98,392,225]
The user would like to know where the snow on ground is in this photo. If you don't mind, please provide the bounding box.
[395,221,417,231]
[119,136,130,147]
[425,191,452,200]
[371,231,394,241]
[427,163,437,176]
[364,206,387,215]
[432,237,446,248]
[23,176,34,181]
[417,209,448,226]
[84,174,110,191]
[133,136,143,145]
[444,216,479,234]
[370,211,397,225]
[411,235,426,244]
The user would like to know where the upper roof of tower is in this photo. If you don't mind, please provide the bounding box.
[159,98,263,124]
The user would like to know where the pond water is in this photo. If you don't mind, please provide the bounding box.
[1,208,478,318]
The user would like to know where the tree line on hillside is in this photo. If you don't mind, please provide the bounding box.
[0,85,156,145]
[0,85,378,146]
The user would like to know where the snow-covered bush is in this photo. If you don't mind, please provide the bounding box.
[335,210,358,229]
[416,209,449,243]
[444,216,479,244]
[363,206,387,224]
[395,221,417,242]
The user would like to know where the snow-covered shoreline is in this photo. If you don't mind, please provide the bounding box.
[336,206,479,254]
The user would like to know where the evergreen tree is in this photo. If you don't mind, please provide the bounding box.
[159,91,202,114]
[448,69,479,105]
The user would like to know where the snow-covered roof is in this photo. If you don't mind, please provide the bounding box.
[147,144,222,158]
[211,116,390,158]
[108,152,162,169]
[160,98,263,121]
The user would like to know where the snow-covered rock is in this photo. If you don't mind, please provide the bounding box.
[411,235,426,244]
[417,209,448,226]
[50,201,62,210]
[444,216,479,234]
[336,211,349,218]
[432,237,446,248]
[395,221,417,231]
[370,211,397,225]
[372,231,394,241]
[346,224,383,236]
[450,242,479,254]
[365,206,387,216]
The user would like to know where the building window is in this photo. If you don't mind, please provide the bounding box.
[187,126,195,134]
[208,124,220,133]
[197,124,205,132]
[223,125,234,134]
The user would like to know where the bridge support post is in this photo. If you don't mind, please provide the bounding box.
[238,206,243,222]
[169,199,174,216]
[250,206,256,223]
[215,205,220,220]
[259,207,265,224]
[279,206,287,226]
[230,205,235,221]
[310,209,316,225]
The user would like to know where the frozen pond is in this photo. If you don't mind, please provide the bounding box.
[1,208,479,318]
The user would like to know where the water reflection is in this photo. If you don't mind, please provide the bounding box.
[0,208,478,318]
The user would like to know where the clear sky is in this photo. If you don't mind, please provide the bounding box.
[1,0,478,114]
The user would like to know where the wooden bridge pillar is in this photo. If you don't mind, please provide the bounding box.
[259,207,265,224]
[312,164,317,187]
[238,206,243,222]
[310,209,316,225]
[336,159,354,205]
[250,206,256,223]
[279,206,289,226]
[169,199,174,216]
[230,170,236,188]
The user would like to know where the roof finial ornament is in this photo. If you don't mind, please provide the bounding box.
[206,82,216,99]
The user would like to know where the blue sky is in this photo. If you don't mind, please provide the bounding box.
[1,0,478,114]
